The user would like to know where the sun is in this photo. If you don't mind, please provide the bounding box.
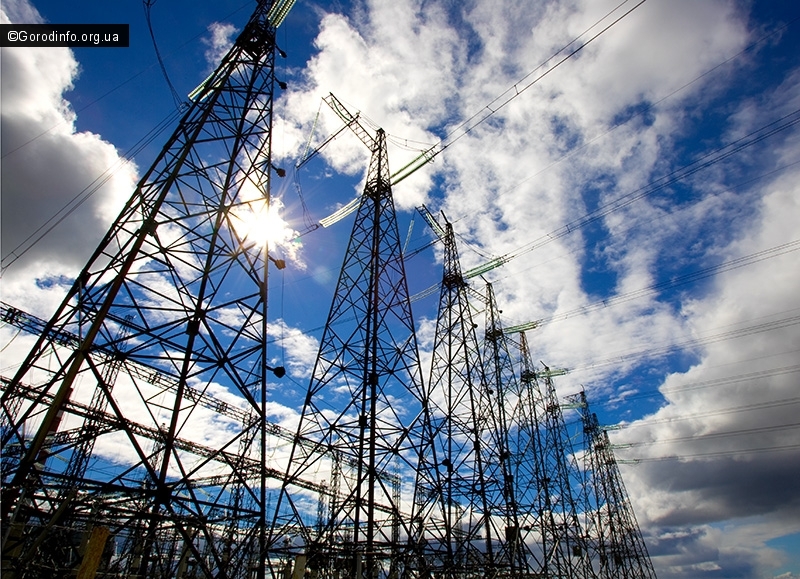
[230,197,296,250]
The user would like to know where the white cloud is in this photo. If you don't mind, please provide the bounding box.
[202,21,238,70]
[1,2,137,318]
[270,318,321,380]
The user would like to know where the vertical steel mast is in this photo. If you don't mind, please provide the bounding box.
[414,210,496,577]
[569,391,658,579]
[265,129,428,579]
[481,283,528,574]
[1,2,289,577]
[512,334,596,578]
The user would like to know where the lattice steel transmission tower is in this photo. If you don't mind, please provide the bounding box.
[413,209,499,576]
[1,2,294,577]
[480,283,532,573]
[264,128,429,579]
[511,334,595,578]
[568,391,658,579]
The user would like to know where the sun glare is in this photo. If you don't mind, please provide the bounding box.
[230,197,296,250]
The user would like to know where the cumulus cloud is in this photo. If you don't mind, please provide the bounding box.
[202,21,238,70]
[270,318,321,380]
[0,1,137,318]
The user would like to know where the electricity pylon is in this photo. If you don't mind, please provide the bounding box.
[481,283,532,573]
[265,129,428,579]
[1,2,292,577]
[413,208,497,576]
[568,391,658,579]
[511,333,596,578]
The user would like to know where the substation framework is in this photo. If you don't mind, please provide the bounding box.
[0,1,657,577]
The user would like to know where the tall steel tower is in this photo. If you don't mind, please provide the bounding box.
[1,2,293,577]
[265,129,428,579]
[569,391,658,579]
[513,334,595,578]
[481,283,531,573]
[413,209,498,577]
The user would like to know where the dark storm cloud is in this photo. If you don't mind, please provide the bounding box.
[644,452,800,527]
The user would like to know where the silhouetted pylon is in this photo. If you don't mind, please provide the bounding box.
[265,129,428,579]
[513,332,596,578]
[1,2,290,577]
[412,209,498,577]
[569,391,658,579]
[481,282,534,573]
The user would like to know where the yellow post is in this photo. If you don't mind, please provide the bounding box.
[75,526,110,579]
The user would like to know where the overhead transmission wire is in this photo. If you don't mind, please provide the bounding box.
[618,422,800,449]
[617,443,800,464]
[0,110,182,272]
[1,3,253,160]
[492,156,800,294]
[569,310,800,375]
[433,0,648,157]
[143,0,186,111]
[273,239,800,345]
[483,13,800,211]
[509,238,800,332]
[596,359,800,408]
[407,106,800,303]
[308,0,648,228]
[614,397,800,429]
[472,106,800,281]
[610,397,800,463]
[276,15,800,306]
[276,82,800,382]
[561,317,800,458]
[410,15,800,290]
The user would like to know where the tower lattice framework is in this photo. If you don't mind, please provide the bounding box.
[1,2,289,577]
[513,333,595,578]
[569,391,658,579]
[480,283,534,573]
[265,129,429,579]
[413,210,501,577]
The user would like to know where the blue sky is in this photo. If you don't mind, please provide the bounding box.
[2,0,799,577]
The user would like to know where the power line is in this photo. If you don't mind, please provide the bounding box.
[474,107,800,279]
[143,0,186,111]
[412,110,800,303]
[1,109,182,271]
[614,396,800,429]
[484,13,800,210]
[506,239,800,333]
[311,0,649,225]
[598,361,800,407]
[618,422,800,448]
[440,0,649,152]
[570,311,800,375]
[2,3,254,161]
[619,442,800,464]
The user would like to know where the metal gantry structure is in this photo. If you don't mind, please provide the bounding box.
[264,127,429,577]
[0,1,658,577]
[415,210,505,575]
